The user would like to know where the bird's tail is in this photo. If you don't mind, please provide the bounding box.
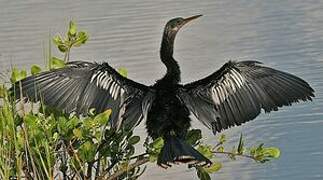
[157,136,211,168]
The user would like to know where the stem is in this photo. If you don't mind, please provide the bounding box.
[106,158,149,180]
[95,154,101,179]
[63,47,71,62]
[211,151,257,161]
[129,152,148,160]
[86,162,94,179]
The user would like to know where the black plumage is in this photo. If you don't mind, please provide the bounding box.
[12,15,314,167]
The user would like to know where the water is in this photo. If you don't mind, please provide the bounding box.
[1,0,323,179]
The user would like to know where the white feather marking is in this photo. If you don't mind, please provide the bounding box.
[120,88,125,97]
[219,84,227,102]
[115,88,126,130]
[99,72,108,86]
[109,82,115,95]
[233,69,245,85]
[229,71,241,90]
[90,72,98,83]
[96,72,103,86]
[212,87,221,104]
[221,83,228,100]
[104,77,113,90]
[112,84,119,100]
[114,85,120,100]
[216,86,223,103]
[141,95,152,122]
[223,77,231,94]
[231,69,244,88]
[227,75,236,93]
[100,74,109,88]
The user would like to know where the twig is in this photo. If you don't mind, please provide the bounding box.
[129,152,148,160]
[106,158,149,180]
[211,151,257,161]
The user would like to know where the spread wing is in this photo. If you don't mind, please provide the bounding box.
[12,61,155,130]
[178,61,314,134]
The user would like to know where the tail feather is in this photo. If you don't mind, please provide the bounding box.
[157,136,211,168]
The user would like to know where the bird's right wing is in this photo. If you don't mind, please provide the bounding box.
[178,61,314,134]
[12,61,155,130]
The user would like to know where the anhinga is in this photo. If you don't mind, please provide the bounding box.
[12,15,314,168]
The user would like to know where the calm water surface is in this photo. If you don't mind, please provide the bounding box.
[0,1,322,179]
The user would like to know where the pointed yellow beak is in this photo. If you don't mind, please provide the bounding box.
[183,14,203,25]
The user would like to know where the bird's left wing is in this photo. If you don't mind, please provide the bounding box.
[12,61,155,130]
[178,61,314,134]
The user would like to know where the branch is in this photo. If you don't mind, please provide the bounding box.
[212,151,257,161]
[106,157,149,180]
[129,152,148,160]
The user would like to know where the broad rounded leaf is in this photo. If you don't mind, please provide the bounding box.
[128,136,140,145]
[149,154,158,162]
[204,162,222,174]
[58,44,68,53]
[94,109,112,125]
[197,145,213,159]
[31,65,41,75]
[0,85,6,98]
[11,68,27,83]
[151,137,164,152]
[73,128,82,139]
[79,141,96,162]
[73,31,89,47]
[68,21,77,37]
[196,167,211,180]
[185,129,202,145]
[117,67,128,78]
[49,57,65,69]
[52,35,64,46]
[263,147,280,159]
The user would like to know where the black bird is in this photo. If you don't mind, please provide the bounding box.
[12,15,314,167]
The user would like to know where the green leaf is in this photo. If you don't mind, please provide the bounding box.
[58,116,69,135]
[128,136,140,145]
[31,65,41,75]
[216,146,224,152]
[219,134,226,144]
[185,129,202,145]
[52,35,64,46]
[11,68,27,83]
[197,145,213,159]
[262,147,280,159]
[68,21,77,38]
[151,137,164,152]
[79,141,96,162]
[58,44,68,53]
[148,137,164,162]
[204,162,222,174]
[0,85,6,98]
[237,133,244,155]
[196,167,211,180]
[73,31,89,47]
[49,57,65,69]
[117,67,128,77]
[67,116,81,129]
[93,109,112,125]
[149,154,158,162]
[73,128,82,139]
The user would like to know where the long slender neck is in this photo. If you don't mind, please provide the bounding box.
[159,30,181,84]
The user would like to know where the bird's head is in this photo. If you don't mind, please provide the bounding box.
[164,14,202,38]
